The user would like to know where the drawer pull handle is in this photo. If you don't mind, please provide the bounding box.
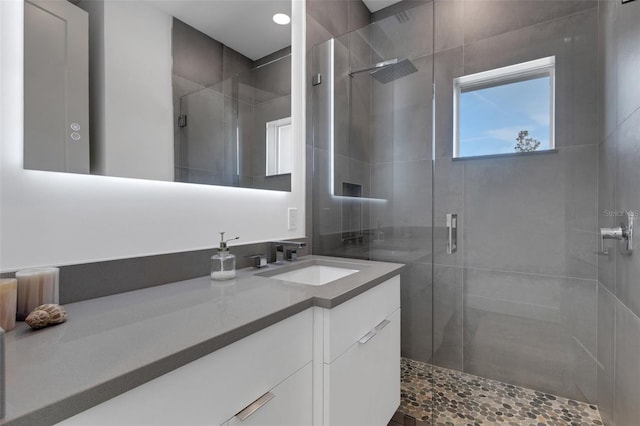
[358,330,377,344]
[236,392,275,421]
[375,319,390,331]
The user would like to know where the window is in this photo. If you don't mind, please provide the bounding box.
[266,117,293,176]
[453,56,555,158]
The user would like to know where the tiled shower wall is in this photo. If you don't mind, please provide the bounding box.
[172,18,252,184]
[403,0,599,403]
[597,0,640,424]
[305,0,373,248]
[172,20,291,190]
[311,0,601,404]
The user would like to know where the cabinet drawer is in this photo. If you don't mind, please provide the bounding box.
[228,362,312,426]
[57,309,313,426]
[323,276,400,363]
[324,308,400,426]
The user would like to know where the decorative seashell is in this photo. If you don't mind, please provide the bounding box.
[25,304,68,329]
[34,304,68,324]
[25,309,50,329]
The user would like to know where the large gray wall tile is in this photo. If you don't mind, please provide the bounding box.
[463,268,597,400]
[598,133,617,294]
[599,0,618,141]
[616,0,640,124]
[434,0,463,53]
[392,104,431,162]
[563,145,599,280]
[307,0,349,39]
[400,262,433,363]
[615,109,640,318]
[432,265,463,371]
[348,0,371,32]
[463,146,597,279]
[392,160,432,228]
[333,38,351,160]
[314,148,343,236]
[597,283,616,426]
[371,81,395,163]
[349,72,372,164]
[462,0,597,45]
[254,54,291,103]
[222,46,253,80]
[172,18,223,87]
[181,88,225,174]
[306,14,334,50]
[614,301,640,425]
[306,143,315,248]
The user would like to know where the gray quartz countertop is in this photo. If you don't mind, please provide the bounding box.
[1,255,403,426]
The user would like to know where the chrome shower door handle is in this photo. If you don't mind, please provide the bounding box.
[447,213,457,254]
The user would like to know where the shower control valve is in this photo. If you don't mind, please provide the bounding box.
[600,211,634,255]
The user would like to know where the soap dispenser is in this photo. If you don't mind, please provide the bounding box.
[211,232,239,280]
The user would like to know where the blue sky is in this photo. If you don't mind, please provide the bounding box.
[459,76,551,157]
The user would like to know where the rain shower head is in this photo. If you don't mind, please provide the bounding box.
[370,58,418,83]
[349,58,418,84]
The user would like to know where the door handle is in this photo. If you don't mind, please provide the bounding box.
[447,213,457,254]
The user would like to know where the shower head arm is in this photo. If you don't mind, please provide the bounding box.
[349,58,399,75]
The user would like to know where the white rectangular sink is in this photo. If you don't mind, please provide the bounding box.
[266,264,359,286]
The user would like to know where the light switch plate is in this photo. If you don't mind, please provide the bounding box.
[288,207,298,230]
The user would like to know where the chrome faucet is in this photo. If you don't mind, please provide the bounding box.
[270,241,307,262]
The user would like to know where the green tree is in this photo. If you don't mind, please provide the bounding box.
[514,130,540,152]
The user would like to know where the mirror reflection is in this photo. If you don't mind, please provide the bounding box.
[24,0,293,191]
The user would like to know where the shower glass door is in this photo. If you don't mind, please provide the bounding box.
[175,55,292,191]
[311,2,436,423]
[431,0,599,422]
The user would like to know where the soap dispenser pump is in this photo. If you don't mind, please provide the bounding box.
[211,232,239,280]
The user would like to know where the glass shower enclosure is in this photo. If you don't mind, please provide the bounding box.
[312,1,599,423]
[175,53,292,191]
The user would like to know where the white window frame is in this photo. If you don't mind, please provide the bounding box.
[453,56,556,158]
[266,117,293,176]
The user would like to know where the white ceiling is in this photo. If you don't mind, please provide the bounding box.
[362,0,403,13]
[147,0,291,61]
[146,0,405,60]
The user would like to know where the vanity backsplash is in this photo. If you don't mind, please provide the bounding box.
[0,240,307,304]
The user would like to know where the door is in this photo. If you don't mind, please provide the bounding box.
[24,0,89,173]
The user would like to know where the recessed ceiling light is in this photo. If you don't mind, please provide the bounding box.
[272,13,290,25]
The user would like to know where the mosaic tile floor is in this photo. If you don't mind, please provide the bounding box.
[398,357,604,426]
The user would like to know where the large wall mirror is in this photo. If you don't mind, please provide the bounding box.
[24,0,293,191]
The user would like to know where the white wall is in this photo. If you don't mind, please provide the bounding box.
[101,1,174,181]
[0,0,306,271]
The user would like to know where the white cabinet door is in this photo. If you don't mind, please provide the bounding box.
[228,362,312,426]
[324,309,400,426]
